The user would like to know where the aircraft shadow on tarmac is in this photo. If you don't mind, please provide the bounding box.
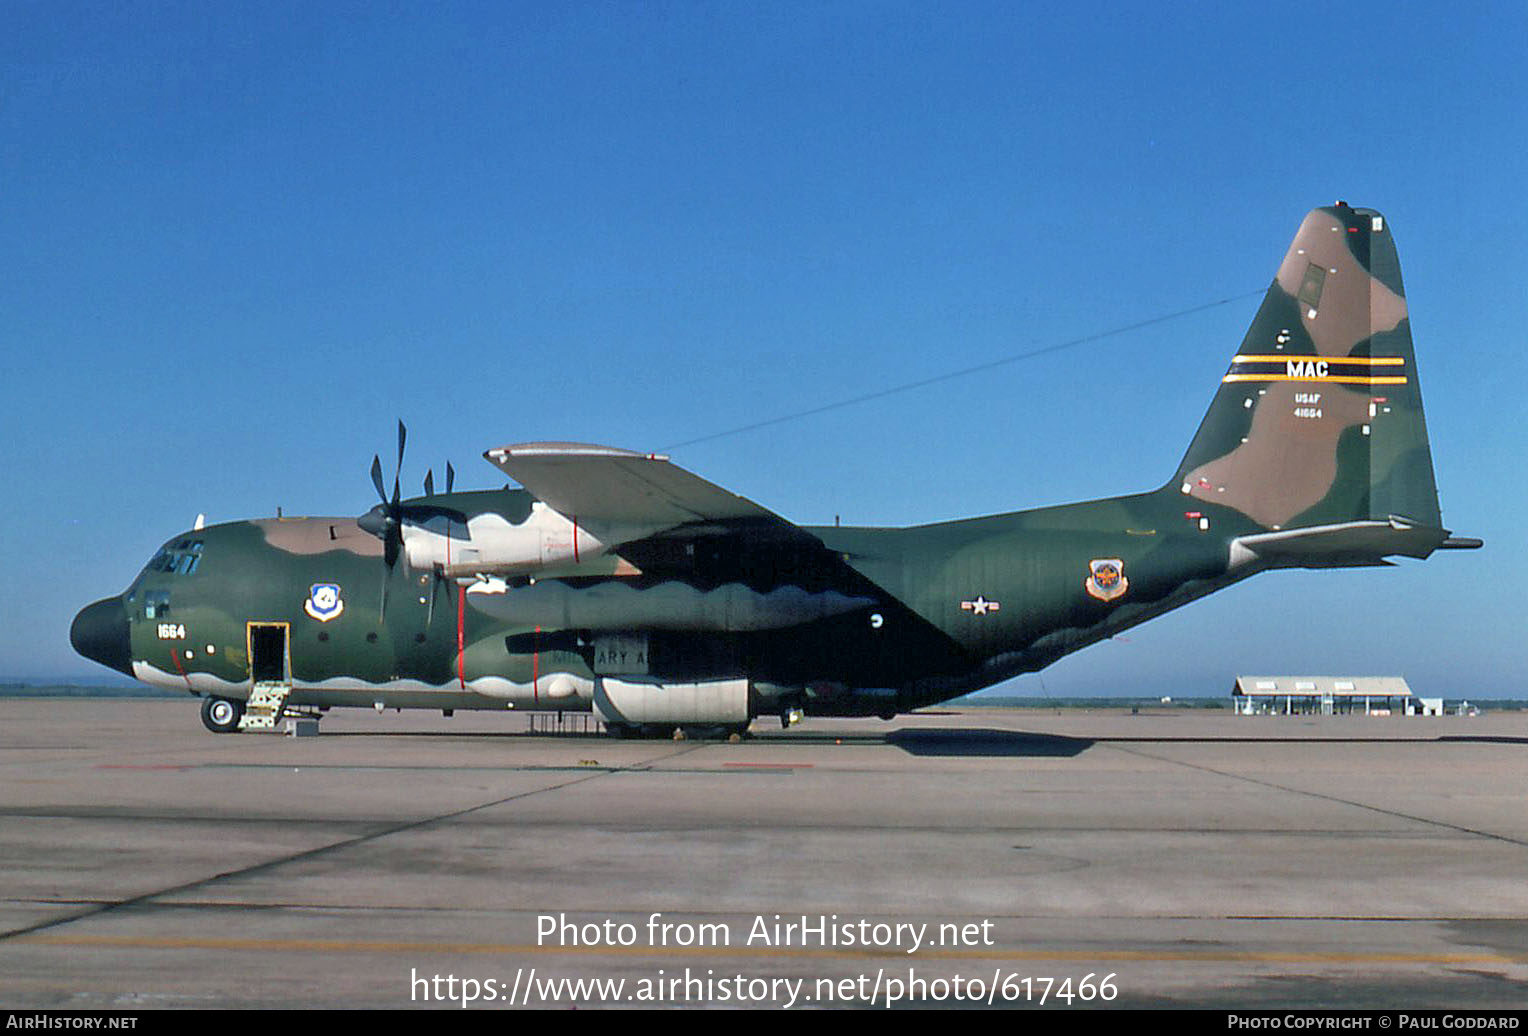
[316,729,571,739]
[302,728,1527,755]
[306,726,1095,757]
[883,728,1092,758]
[874,728,1528,757]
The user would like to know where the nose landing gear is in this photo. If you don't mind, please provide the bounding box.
[200,696,245,734]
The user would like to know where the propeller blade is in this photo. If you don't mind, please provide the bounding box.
[446,461,455,494]
[370,456,386,503]
[424,469,435,497]
[391,420,406,507]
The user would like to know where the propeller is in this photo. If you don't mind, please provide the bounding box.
[356,422,469,624]
[424,461,456,499]
[421,460,458,628]
[357,422,409,619]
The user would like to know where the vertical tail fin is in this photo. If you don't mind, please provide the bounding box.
[1172,204,1443,541]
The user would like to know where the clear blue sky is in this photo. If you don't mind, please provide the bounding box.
[4,2,1524,696]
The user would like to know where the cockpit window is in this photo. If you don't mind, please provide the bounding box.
[150,541,203,576]
[144,590,171,619]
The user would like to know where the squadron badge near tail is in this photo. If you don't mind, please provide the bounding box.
[1085,560,1128,603]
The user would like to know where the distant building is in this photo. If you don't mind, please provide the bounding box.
[1232,676,1416,716]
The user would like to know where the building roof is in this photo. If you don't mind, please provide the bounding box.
[1232,676,1412,698]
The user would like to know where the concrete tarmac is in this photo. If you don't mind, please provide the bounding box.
[1,699,1526,1009]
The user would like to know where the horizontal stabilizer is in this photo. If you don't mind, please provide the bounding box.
[1230,517,1452,569]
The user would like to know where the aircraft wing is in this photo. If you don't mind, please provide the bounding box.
[482,442,813,546]
[477,442,965,658]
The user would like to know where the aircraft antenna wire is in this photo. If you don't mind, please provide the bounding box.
[661,288,1265,451]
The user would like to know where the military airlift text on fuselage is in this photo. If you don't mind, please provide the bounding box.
[70,205,1480,736]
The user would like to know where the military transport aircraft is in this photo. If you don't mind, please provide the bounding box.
[71,204,1480,737]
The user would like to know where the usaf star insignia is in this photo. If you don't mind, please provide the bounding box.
[960,595,1000,616]
[304,583,345,622]
[1084,559,1128,602]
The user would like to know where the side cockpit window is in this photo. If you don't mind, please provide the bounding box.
[144,590,171,620]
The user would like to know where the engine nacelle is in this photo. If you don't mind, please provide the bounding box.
[593,677,750,726]
[402,503,609,577]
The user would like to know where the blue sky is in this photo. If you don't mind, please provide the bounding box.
[4,2,1524,696]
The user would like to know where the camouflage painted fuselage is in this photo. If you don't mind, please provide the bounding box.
[107,487,1247,715]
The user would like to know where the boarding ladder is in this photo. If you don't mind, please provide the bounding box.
[239,680,293,731]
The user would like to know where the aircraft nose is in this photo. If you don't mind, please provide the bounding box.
[70,596,133,677]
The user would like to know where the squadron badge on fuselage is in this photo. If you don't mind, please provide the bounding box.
[1084,559,1128,602]
[304,583,345,622]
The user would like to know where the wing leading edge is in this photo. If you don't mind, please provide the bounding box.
[482,441,812,547]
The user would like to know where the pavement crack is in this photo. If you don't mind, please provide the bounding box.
[0,744,699,945]
[1099,742,1528,850]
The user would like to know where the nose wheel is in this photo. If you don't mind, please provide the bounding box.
[201,696,245,734]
